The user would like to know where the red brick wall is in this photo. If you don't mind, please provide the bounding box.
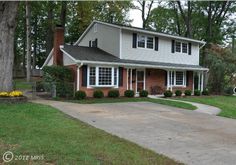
[53,26,64,65]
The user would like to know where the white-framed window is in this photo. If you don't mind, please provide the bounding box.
[175,41,181,52]
[147,37,154,49]
[182,43,188,53]
[169,71,186,86]
[137,34,154,49]
[88,66,119,87]
[137,35,145,48]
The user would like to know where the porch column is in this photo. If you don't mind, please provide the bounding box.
[126,68,129,90]
[201,71,204,92]
[198,72,201,90]
[77,67,80,91]
[170,70,173,91]
[130,69,133,90]
[167,70,169,90]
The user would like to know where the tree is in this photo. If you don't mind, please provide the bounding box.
[26,1,31,82]
[134,0,154,29]
[0,2,19,92]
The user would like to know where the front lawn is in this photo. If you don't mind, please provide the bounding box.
[175,96,236,119]
[62,97,197,110]
[0,103,181,164]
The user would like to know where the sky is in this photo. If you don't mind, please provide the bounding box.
[129,7,142,27]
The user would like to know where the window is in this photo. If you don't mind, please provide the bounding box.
[88,66,118,87]
[99,67,112,85]
[147,37,154,49]
[89,67,96,85]
[182,43,188,53]
[175,42,181,52]
[168,71,186,86]
[176,71,184,85]
[137,35,145,48]
[137,35,154,49]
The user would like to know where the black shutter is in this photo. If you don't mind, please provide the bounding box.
[188,43,192,55]
[89,41,91,47]
[132,33,137,48]
[82,65,87,87]
[171,40,175,53]
[118,67,123,87]
[165,70,167,86]
[186,71,189,86]
[155,37,159,51]
[95,38,98,47]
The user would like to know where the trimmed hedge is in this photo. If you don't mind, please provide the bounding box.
[194,90,201,96]
[75,90,86,100]
[139,90,148,97]
[184,90,192,96]
[93,90,104,98]
[164,90,173,97]
[175,90,182,96]
[124,90,135,97]
[108,89,120,98]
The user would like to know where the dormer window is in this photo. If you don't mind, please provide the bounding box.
[137,34,154,49]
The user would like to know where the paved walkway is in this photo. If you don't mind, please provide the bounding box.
[32,99,236,165]
[148,95,222,115]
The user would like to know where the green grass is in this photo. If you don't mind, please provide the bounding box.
[175,96,236,119]
[13,79,32,90]
[0,103,182,165]
[61,97,197,110]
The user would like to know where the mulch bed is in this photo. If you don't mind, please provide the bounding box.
[0,96,28,103]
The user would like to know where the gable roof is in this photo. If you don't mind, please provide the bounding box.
[74,20,206,46]
[61,45,208,71]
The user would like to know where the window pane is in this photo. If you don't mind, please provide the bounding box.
[147,37,153,49]
[138,35,145,48]
[99,67,112,85]
[176,71,184,85]
[114,68,117,85]
[175,42,181,52]
[89,67,96,85]
[182,43,188,53]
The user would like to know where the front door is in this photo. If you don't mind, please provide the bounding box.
[136,70,145,93]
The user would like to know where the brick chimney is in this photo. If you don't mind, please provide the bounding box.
[53,25,64,65]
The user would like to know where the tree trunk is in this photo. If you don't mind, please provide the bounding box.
[26,1,31,82]
[0,2,19,92]
[46,1,53,56]
[60,1,67,28]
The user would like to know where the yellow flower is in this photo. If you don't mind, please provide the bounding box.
[9,91,23,97]
[0,92,9,97]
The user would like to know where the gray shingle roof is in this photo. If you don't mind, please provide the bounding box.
[62,45,208,70]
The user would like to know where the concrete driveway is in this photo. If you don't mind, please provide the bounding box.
[34,100,236,165]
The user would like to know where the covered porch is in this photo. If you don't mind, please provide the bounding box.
[125,67,207,95]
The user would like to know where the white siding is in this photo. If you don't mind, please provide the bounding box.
[78,23,120,58]
[121,30,200,65]
[63,53,76,66]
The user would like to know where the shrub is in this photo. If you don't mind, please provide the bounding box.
[175,90,182,96]
[108,89,120,98]
[164,90,173,97]
[93,90,104,98]
[139,90,148,97]
[36,81,45,92]
[75,90,86,100]
[184,90,192,96]
[124,90,135,97]
[224,87,234,95]
[202,89,209,95]
[194,90,201,96]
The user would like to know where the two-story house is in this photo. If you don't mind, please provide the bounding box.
[43,20,208,97]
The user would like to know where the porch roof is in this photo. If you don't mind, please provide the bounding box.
[61,45,208,71]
